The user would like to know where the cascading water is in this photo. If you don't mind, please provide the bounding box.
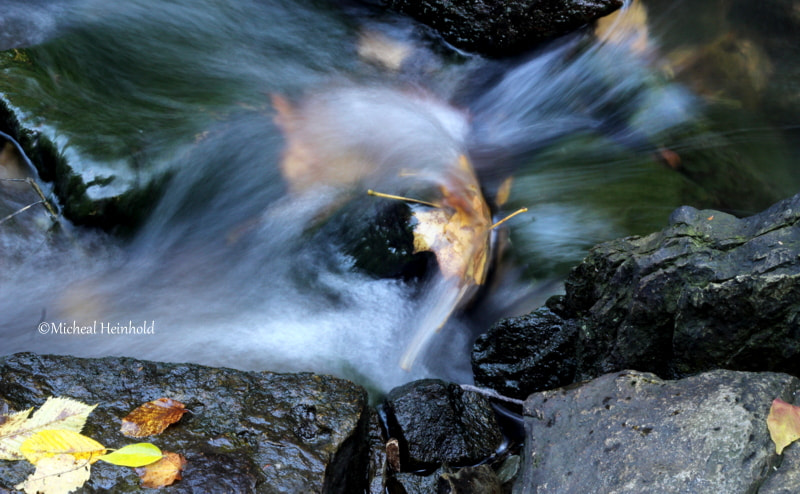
[1,0,798,395]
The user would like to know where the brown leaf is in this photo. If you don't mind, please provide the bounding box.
[135,451,186,488]
[767,398,800,454]
[272,93,377,194]
[411,155,493,287]
[121,399,187,438]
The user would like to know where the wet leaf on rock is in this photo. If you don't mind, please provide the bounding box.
[19,429,106,465]
[98,442,163,467]
[767,398,800,454]
[135,451,187,488]
[0,397,97,461]
[15,453,91,494]
[121,398,187,438]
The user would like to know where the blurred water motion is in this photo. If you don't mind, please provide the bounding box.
[1,0,798,394]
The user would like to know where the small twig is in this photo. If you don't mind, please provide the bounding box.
[460,384,526,406]
[0,177,60,224]
[0,200,45,225]
[26,177,59,219]
[367,189,440,208]
[490,207,528,230]
[0,129,61,223]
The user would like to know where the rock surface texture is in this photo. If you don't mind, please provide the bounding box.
[474,192,800,399]
[386,0,623,57]
[515,370,800,493]
[382,379,503,469]
[0,353,370,493]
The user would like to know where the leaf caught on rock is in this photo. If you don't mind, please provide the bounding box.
[15,453,92,494]
[121,398,187,437]
[98,442,163,467]
[369,154,526,370]
[135,451,187,488]
[20,429,106,465]
[767,398,800,454]
[0,397,97,461]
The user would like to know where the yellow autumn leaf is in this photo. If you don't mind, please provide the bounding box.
[15,453,91,494]
[98,442,163,467]
[767,398,800,454]
[20,429,106,465]
[0,397,96,461]
[0,407,34,460]
[369,155,526,370]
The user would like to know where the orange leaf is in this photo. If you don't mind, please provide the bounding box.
[121,399,187,438]
[412,155,493,287]
[767,398,800,454]
[135,451,187,488]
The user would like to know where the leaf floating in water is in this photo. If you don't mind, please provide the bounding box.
[136,451,187,488]
[272,93,379,194]
[767,398,800,454]
[357,29,412,71]
[121,398,187,438]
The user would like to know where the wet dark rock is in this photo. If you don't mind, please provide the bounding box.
[472,306,578,400]
[0,97,168,233]
[475,192,800,393]
[515,369,800,493]
[388,469,441,494]
[386,0,623,57]
[0,352,370,493]
[383,379,503,469]
[438,464,502,494]
[367,410,389,494]
[387,464,502,494]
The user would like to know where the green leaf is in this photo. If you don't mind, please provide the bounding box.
[98,442,163,467]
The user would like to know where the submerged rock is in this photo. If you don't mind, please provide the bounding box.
[0,353,370,493]
[474,192,800,398]
[386,0,623,57]
[0,97,168,233]
[382,379,503,469]
[515,370,800,493]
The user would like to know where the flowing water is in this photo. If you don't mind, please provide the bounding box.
[1,0,798,395]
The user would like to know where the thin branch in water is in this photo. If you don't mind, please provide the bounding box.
[0,200,45,225]
[460,384,526,406]
[0,177,60,224]
[367,189,440,208]
[26,178,59,219]
[490,207,528,230]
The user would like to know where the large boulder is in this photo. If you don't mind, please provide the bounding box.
[515,369,800,493]
[386,0,623,57]
[0,353,370,493]
[474,192,800,399]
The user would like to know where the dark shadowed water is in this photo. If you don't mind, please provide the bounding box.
[1,0,798,395]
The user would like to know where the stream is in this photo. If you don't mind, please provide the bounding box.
[1,0,798,395]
